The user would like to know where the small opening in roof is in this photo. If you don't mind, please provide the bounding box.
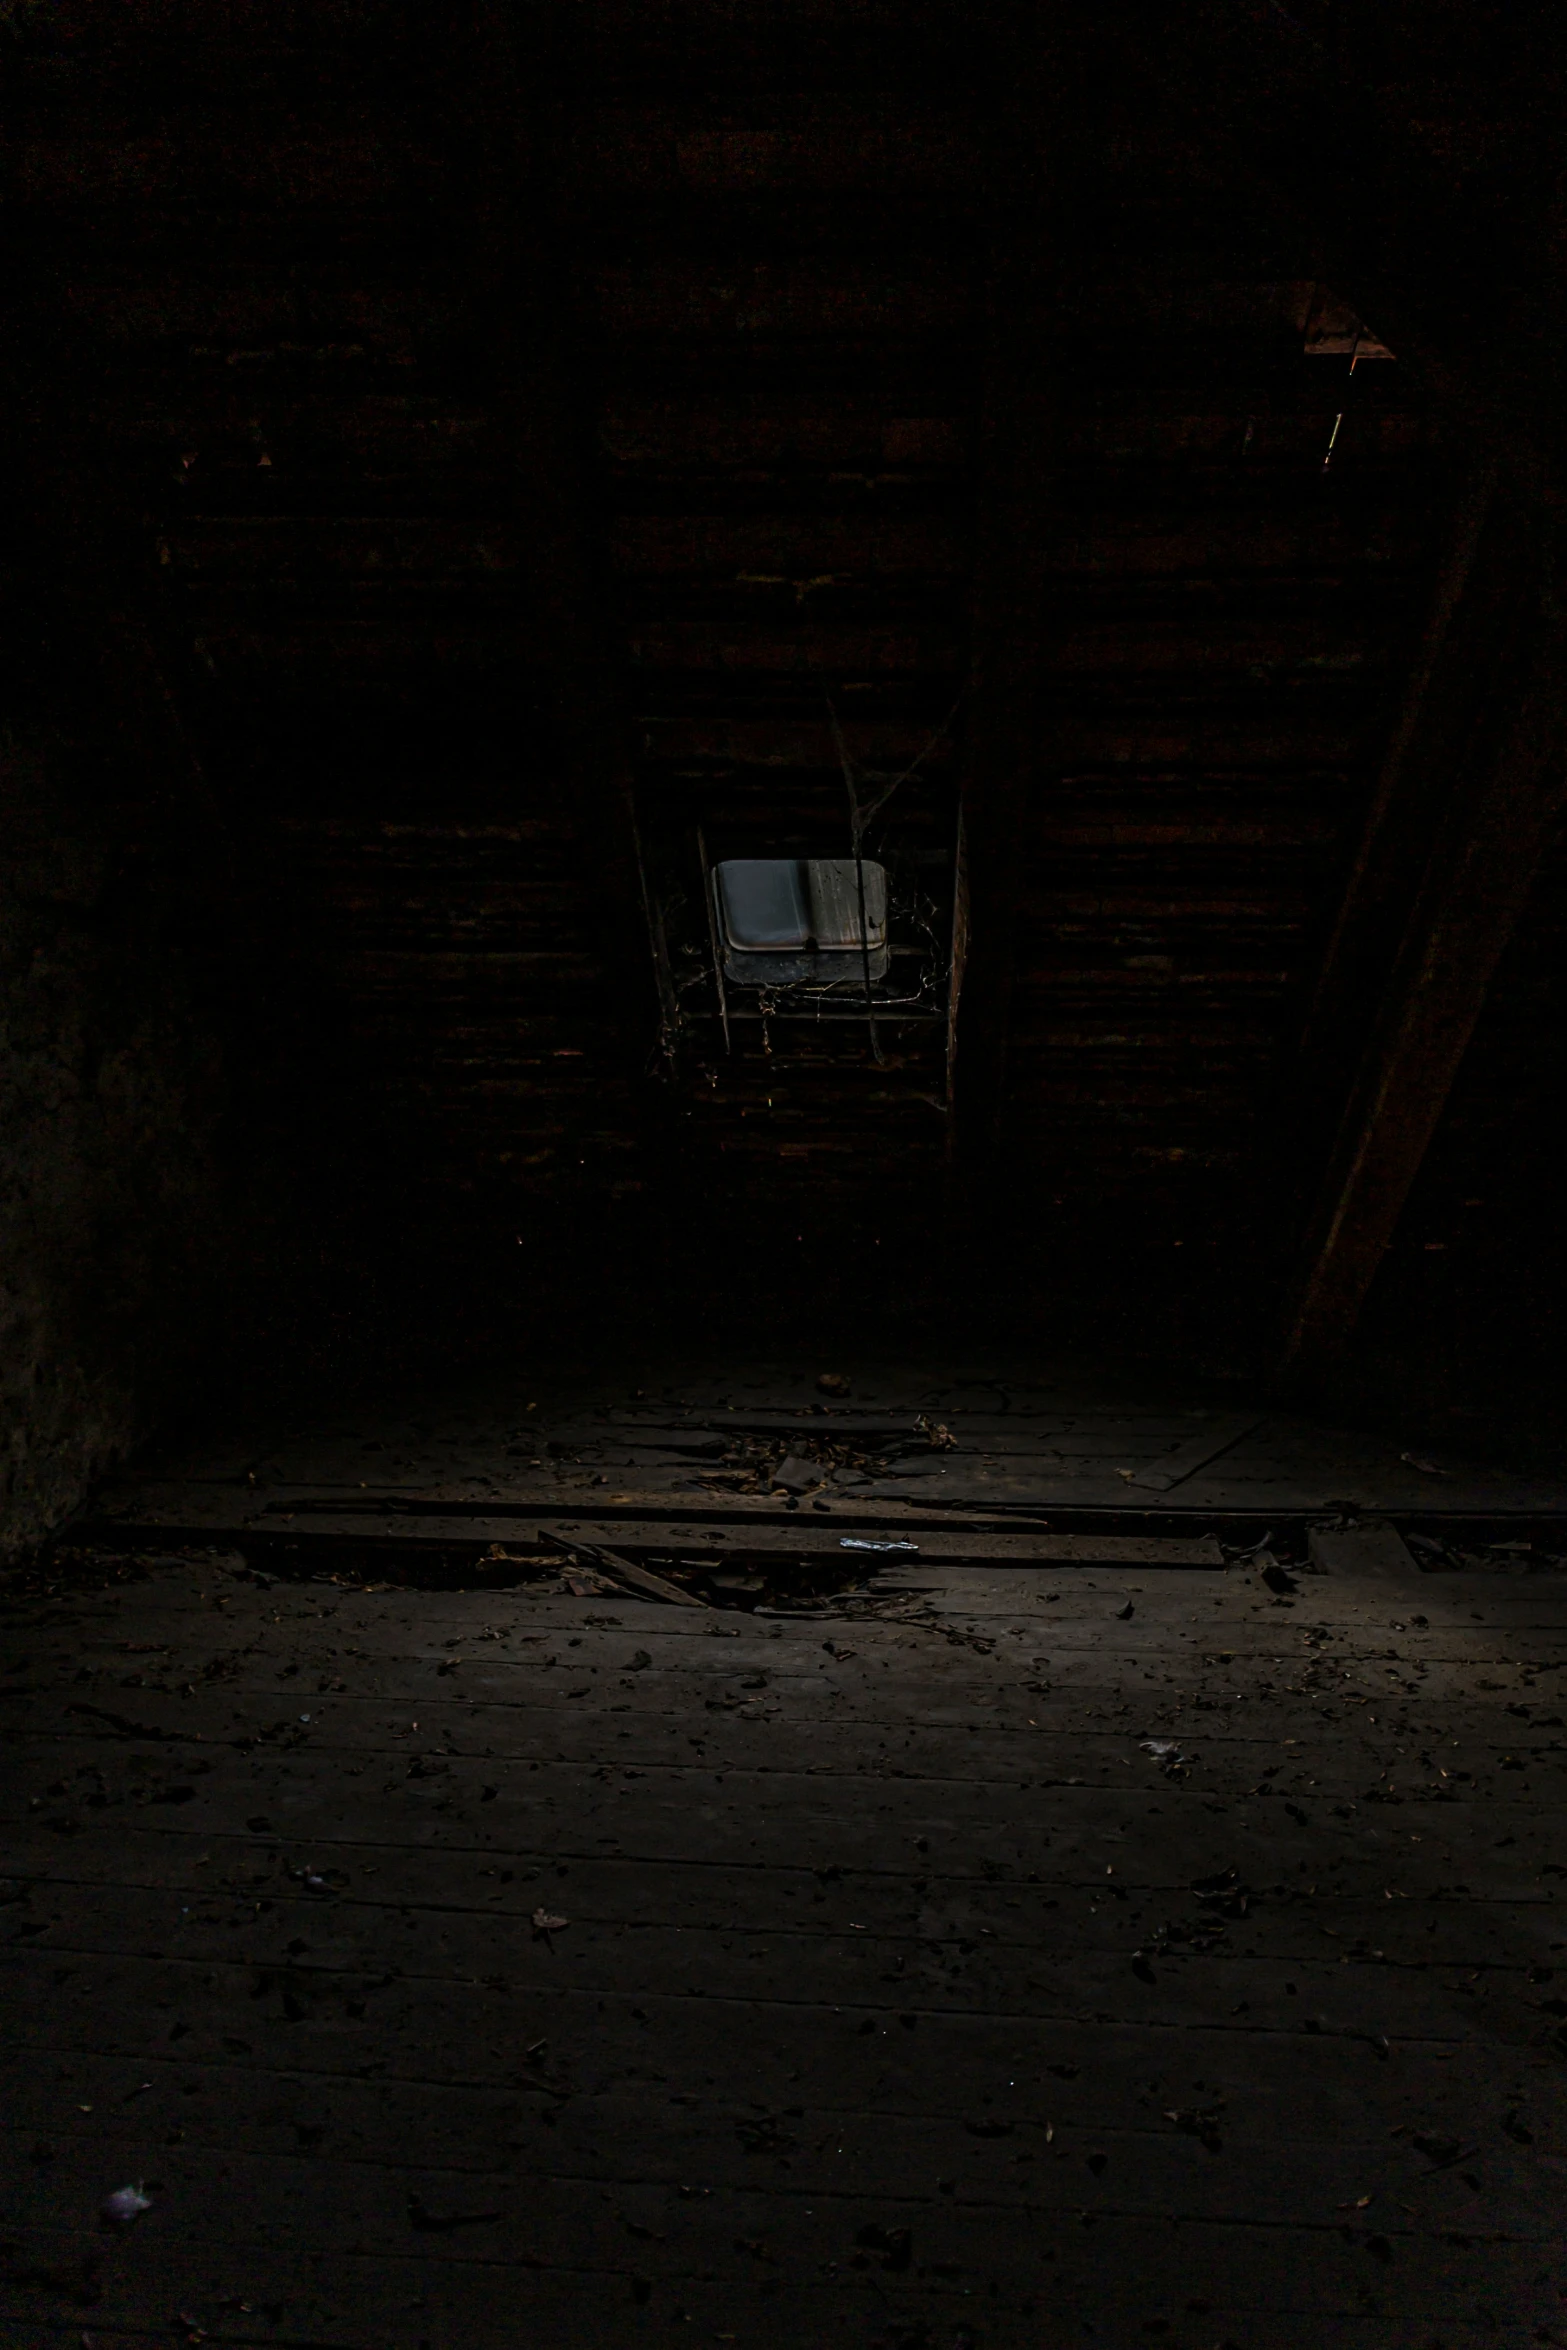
[714,858,889,989]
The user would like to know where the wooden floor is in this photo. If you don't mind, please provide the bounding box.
[91,1355,1567,1526]
[5,1363,1567,2346]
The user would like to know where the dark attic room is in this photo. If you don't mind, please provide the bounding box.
[6,0,1567,2343]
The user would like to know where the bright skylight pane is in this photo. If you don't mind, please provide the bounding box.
[715,860,812,951]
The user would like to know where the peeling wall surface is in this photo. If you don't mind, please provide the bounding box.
[0,746,225,1558]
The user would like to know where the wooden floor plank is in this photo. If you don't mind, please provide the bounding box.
[3,2107,1558,2285]
[10,1720,1567,1865]
[3,2108,1560,2263]
[8,1850,1560,1970]
[10,1710,1567,1845]
[1122,1413,1267,1492]
[4,2224,1557,2350]
[3,2317,1535,2350]
[9,2028,1561,2167]
[13,1689,1567,1797]
[6,1886,1559,2050]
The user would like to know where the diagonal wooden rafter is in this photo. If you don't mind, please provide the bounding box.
[1268,458,1506,1208]
[1274,487,1567,1389]
[1099,2,1567,1377]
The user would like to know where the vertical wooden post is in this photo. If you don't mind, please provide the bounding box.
[463,1,660,1043]
[946,7,1083,1185]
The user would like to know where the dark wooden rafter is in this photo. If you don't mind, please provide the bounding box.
[1274,485,1567,1388]
[1291,461,1502,1085]
[1106,4,1567,1376]
[1270,459,1504,1195]
[945,8,1087,1178]
[461,1,664,1049]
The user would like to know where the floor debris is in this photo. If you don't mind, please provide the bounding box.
[98,2186,151,2227]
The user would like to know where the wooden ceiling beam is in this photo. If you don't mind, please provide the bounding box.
[1273,487,1567,1389]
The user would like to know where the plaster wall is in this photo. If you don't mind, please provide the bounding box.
[0,742,225,1558]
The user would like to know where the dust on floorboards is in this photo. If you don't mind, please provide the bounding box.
[3,1542,1567,2347]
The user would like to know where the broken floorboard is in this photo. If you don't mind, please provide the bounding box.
[94,1358,1567,1524]
[72,1505,1232,1570]
[3,1538,1567,2344]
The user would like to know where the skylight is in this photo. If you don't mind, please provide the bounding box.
[713,858,889,989]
